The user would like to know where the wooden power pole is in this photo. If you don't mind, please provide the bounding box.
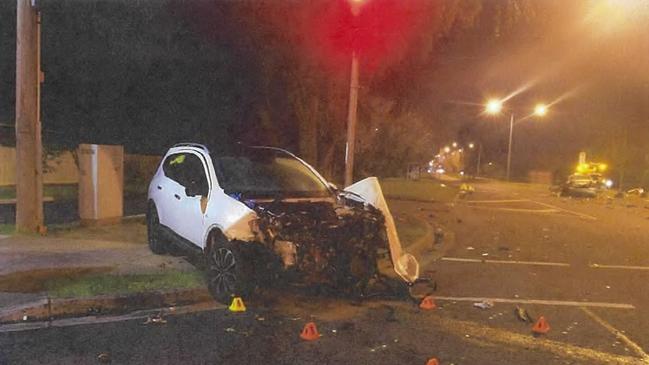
[15,0,43,233]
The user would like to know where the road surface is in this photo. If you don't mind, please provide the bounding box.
[2,180,649,364]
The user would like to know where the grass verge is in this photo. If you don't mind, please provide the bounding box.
[46,270,205,299]
[380,177,458,202]
[394,213,429,246]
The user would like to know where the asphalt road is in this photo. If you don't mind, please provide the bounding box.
[2,180,649,365]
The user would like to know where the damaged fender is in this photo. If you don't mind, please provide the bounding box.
[345,177,420,284]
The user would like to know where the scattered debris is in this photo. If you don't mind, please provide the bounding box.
[426,358,440,365]
[473,300,494,310]
[481,253,489,257]
[515,306,533,323]
[434,228,444,245]
[466,246,475,250]
[97,352,111,364]
[225,327,236,333]
[143,313,167,325]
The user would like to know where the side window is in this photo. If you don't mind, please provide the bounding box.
[162,153,209,196]
[183,154,209,196]
[162,153,185,185]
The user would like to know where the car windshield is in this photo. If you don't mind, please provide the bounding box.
[212,148,330,198]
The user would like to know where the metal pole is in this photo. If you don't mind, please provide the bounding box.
[506,112,514,181]
[344,52,359,187]
[15,0,43,233]
[476,143,482,177]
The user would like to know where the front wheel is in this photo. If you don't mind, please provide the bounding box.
[205,232,253,304]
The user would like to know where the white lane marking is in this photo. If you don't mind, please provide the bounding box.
[531,200,598,221]
[466,199,529,204]
[468,205,561,214]
[441,257,571,267]
[581,307,649,361]
[590,263,649,271]
[434,296,635,309]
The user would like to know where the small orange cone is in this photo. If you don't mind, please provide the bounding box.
[426,358,440,365]
[228,297,246,313]
[300,322,321,341]
[420,296,437,310]
[532,316,550,334]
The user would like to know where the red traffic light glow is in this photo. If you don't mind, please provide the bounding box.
[311,0,431,73]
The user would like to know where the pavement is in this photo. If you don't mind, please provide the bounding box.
[0,218,195,308]
[2,180,649,364]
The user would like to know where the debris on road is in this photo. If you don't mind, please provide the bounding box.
[426,358,440,365]
[466,246,475,250]
[434,228,444,245]
[515,306,533,323]
[97,352,111,364]
[473,300,494,310]
[143,313,167,325]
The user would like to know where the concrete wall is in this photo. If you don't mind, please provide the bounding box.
[0,145,160,187]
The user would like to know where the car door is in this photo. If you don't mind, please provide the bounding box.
[167,151,211,246]
[157,153,188,230]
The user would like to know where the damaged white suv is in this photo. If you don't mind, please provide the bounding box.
[147,143,418,303]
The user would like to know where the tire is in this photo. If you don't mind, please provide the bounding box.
[147,203,168,254]
[205,232,253,304]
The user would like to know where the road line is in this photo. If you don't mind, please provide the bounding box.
[432,314,644,364]
[590,263,649,271]
[441,257,571,267]
[531,200,598,221]
[433,295,635,309]
[467,205,561,214]
[581,307,649,361]
[466,199,529,204]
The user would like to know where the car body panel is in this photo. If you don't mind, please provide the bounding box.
[148,144,418,283]
[344,177,420,283]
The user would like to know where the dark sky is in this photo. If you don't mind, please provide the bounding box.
[1,0,648,183]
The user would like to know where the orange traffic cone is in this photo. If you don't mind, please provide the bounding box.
[420,296,437,310]
[300,322,321,341]
[532,316,550,335]
[426,358,440,365]
[228,297,246,313]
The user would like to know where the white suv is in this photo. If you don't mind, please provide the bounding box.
[147,143,418,303]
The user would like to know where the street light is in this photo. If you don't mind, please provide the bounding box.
[485,99,503,115]
[485,100,548,181]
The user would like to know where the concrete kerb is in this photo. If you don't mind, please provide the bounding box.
[0,287,213,324]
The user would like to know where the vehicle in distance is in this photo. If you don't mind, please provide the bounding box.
[147,143,418,303]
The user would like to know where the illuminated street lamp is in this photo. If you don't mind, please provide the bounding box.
[452,142,458,148]
[485,99,548,181]
[468,142,475,149]
[485,99,503,115]
[443,146,451,153]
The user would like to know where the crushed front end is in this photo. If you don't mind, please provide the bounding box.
[248,197,387,293]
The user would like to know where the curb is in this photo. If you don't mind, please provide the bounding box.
[0,287,212,324]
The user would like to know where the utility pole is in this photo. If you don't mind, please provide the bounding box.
[15,0,43,233]
[476,143,482,177]
[344,52,359,187]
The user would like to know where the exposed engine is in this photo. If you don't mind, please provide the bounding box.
[249,197,387,289]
